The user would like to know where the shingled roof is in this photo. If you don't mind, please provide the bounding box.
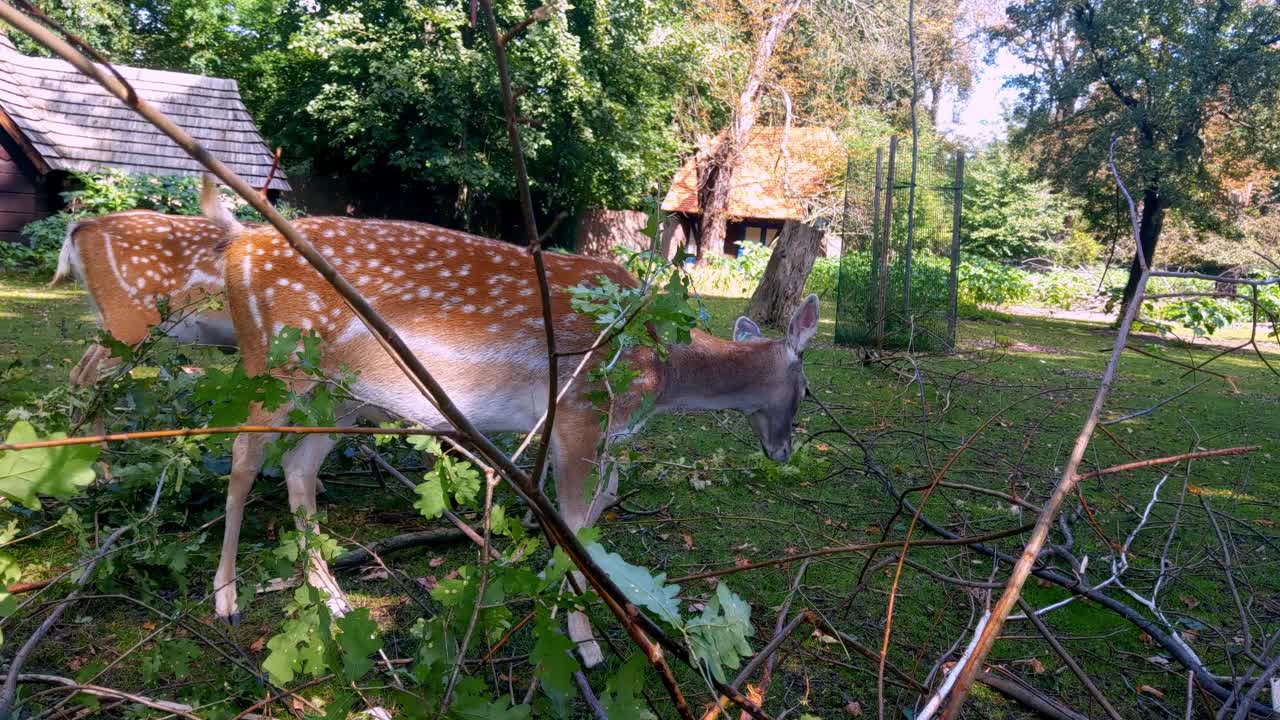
[0,34,288,190]
[662,126,843,221]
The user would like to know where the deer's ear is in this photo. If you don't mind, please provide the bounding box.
[787,294,819,352]
[734,316,762,342]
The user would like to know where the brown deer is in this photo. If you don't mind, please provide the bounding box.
[202,184,818,664]
[49,211,235,390]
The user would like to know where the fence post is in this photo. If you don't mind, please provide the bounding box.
[868,148,883,253]
[946,150,964,348]
[875,137,897,348]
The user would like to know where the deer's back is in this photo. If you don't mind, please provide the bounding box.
[223,217,638,425]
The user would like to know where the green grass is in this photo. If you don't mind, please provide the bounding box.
[1,271,1278,719]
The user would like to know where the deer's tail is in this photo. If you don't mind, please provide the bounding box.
[200,174,244,250]
[47,220,82,288]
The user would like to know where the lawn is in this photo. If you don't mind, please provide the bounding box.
[0,270,1277,719]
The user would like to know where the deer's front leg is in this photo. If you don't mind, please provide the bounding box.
[551,411,609,668]
[214,402,291,623]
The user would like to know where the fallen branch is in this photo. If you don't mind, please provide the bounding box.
[1015,597,1124,720]
[0,524,130,717]
[937,140,1154,718]
[14,674,211,720]
[1074,446,1257,482]
[332,527,475,568]
[976,669,1092,720]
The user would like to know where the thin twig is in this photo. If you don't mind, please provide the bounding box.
[1015,598,1123,720]
[0,425,452,452]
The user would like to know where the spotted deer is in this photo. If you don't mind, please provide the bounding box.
[49,211,235,391]
[202,183,819,664]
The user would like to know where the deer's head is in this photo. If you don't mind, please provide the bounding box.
[732,294,819,463]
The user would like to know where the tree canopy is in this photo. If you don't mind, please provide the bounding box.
[963,143,1068,261]
[996,0,1280,303]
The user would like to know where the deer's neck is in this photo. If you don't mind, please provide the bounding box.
[651,330,781,414]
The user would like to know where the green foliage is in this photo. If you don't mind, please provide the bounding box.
[1051,227,1103,267]
[686,582,755,684]
[957,256,1032,308]
[414,453,481,520]
[963,143,1069,260]
[999,0,1280,277]
[192,364,289,427]
[1029,268,1097,310]
[1156,296,1246,338]
[586,544,684,627]
[588,541,754,685]
[806,257,841,300]
[0,422,98,509]
[599,654,656,720]
[530,608,580,699]
[230,0,699,218]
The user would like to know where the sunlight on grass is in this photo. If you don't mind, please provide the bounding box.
[0,288,83,301]
[1191,486,1260,501]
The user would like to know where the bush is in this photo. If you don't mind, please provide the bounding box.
[806,257,840,299]
[1050,227,1103,267]
[957,256,1031,307]
[963,143,1069,260]
[3,169,299,275]
[1155,296,1246,337]
[1030,268,1096,310]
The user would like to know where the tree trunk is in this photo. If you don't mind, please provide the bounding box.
[746,221,822,328]
[697,0,804,262]
[1120,188,1166,311]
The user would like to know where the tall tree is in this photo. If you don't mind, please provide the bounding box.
[997,0,1280,310]
[695,0,805,262]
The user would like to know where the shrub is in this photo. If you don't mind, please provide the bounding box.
[957,256,1031,307]
[1050,227,1103,267]
[963,143,1069,260]
[1030,268,1096,310]
[1156,296,1246,337]
[806,257,840,299]
[4,169,298,275]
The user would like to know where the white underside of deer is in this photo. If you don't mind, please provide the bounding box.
[204,190,819,666]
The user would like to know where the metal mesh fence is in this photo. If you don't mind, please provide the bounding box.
[834,139,963,351]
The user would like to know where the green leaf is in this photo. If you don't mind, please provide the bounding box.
[451,680,531,720]
[267,326,302,368]
[687,583,755,684]
[490,503,509,536]
[336,608,383,681]
[586,543,683,629]
[414,476,448,520]
[600,654,655,720]
[262,605,333,685]
[408,434,443,455]
[440,455,481,506]
[0,422,98,509]
[531,609,579,701]
[192,364,288,427]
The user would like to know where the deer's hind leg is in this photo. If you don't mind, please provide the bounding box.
[279,406,369,616]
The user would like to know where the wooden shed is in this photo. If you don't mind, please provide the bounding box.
[661,126,844,258]
[0,33,287,242]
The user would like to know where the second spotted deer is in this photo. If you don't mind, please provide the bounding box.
[203,183,818,664]
[49,210,235,389]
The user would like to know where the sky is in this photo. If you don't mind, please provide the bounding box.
[935,47,1030,147]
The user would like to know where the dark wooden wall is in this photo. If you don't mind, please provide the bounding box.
[0,130,50,243]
